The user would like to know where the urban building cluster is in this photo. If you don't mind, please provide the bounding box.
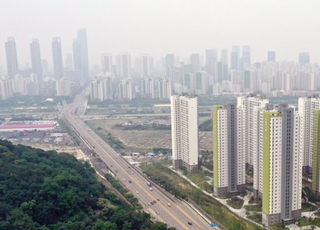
[2,36,316,102]
[0,29,89,100]
[89,46,315,103]
[170,93,320,226]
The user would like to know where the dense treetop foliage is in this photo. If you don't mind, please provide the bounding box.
[0,140,174,230]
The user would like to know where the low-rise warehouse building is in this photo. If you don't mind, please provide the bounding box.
[0,124,56,132]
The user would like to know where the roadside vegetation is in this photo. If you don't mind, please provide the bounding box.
[179,166,212,184]
[227,197,244,209]
[244,204,262,212]
[140,163,264,230]
[247,214,262,224]
[86,122,124,152]
[59,119,80,145]
[302,202,317,212]
[298,217,320,228]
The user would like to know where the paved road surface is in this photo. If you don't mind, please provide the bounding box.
[63,92,213,230]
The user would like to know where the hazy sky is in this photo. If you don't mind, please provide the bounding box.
[0,0,320,70]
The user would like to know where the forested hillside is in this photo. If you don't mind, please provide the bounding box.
[0,140,173,230]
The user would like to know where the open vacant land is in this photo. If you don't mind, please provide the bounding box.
[87,118,213,152]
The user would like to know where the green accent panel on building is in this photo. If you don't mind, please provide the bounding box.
[312,110,320,191]
[262,111,279,215]
[213,105,223,187]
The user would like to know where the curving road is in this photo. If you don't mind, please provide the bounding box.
[63,92,212,230]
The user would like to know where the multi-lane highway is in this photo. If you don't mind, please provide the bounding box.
[63,92,213,230]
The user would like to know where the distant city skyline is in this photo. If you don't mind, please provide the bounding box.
[0,0,320,70]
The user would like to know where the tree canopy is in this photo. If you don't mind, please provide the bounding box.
[0,140,175,230]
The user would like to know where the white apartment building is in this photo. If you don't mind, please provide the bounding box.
[212,104,245,197]
[0,78,14,100]
[260,107,302,226]
[158,78,172,100]
[140,77,155,99]
[237,95,269,198]
[299,95,320,173]
[118,53,131,78]
[117,79,135,100]
[171,94,198,172]
[56,78,71,96]
[90,74,114,102]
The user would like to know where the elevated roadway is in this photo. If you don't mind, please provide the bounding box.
[63,92,213,230]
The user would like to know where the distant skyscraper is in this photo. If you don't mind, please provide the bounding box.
[73,39,81,74]
[267,51,276,62]
[299,52,310,65]
[241,45,251,70]
[41,59,48,77]
[221,49,228,64]
[230,46,240,70]
[30,38,42,82]
[213,104,245,197]
[171,94,198,172]
[65,53,73,70]
[190,53,200,73]
[77,28,89,79]
[101,54,113,72]
[166,54,175,68]
[119,53,131,78]
[5,37,19,78]
[221,49,229,81]
[165,54,175,76]
[141,54,152,77]
[205,49,218,76]
[52,37,63,80]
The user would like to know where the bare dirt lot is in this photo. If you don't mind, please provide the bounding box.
[18,142,84,159]
[87,118,213,152]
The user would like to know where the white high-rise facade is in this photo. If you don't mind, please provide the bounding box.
[56,78,71,96]
[260,106,302,226]
[118,53,131,78]
[237,95,269,197]
[101,54,113,72]
[140,77,155,99]
[90,73,114,101]
[158,78,172,100]
[298,95,320,172]
[0,78,14,100]
[213,104,245,197]
[171,94,198,172]
[117,79,134,100]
